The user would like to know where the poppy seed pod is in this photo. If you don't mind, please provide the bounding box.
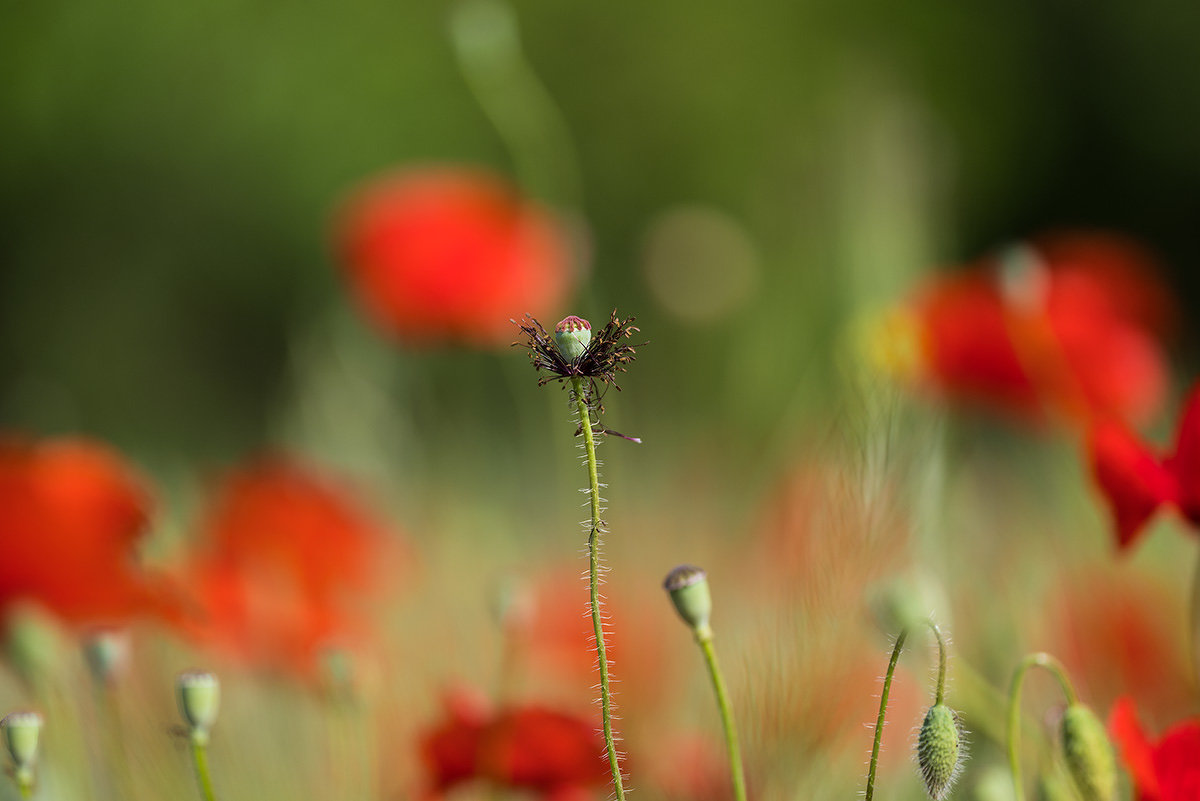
[1061,704,1115,801]
[177,671,220,743]
[2,711,42,770]
[916,703,965,800]
[554,316,592,363]
[663,565,712,636]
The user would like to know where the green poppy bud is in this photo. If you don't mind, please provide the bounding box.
[663,564,712,636]
[916,703,965,800]
[554,316,592,363]
[177,670,220,744]
[2,711,42,770]
[1061,703,1115,801]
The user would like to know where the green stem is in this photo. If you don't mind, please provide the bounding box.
[929,620,947,706]
[696,630,747,801]
[449,0,582,209]
[865,629,908,801]
[571,377,627,801]
[190,736,217,801]
[1007,652,1078,801]
[864,620,947,801]
[15,770,32,800]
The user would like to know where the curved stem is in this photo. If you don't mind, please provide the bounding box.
[190,737,217,801]
[449,0,582,209]
[928,620,948,706]
[1007,652,1079,801]
[571,377,627,801]
[865,629,908,801]
[696,631,747,801]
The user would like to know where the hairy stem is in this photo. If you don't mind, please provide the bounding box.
[571,377,626,801]
[1007,652,1078,801]
[865,629,908,801]
[696,630,747,801]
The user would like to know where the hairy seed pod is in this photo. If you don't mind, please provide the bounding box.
[916,704,964,800]
[1061,704,1116,801]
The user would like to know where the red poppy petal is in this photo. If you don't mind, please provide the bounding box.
[1088,423,1175,549]
[1165,384,1200,527]
[1153,722,1200,801]
[1109,696,1162,800]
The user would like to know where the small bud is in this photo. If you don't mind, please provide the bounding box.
[2,711,43,771]
[916,703,965,801]
[554,316,592,362]
[1060,704,1116,801]
[663,565,712,635]
[177,670,220,743]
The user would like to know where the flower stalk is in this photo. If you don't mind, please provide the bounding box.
[1007,653,1114,801]
[571,375,626,801]
[865,620,961,801]
[663,565,746,801]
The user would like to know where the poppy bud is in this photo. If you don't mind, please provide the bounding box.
[663,565,712,636]
[1060,704,1115,801]
[916,703,965,800]
[177,670,220,744]
[554,316,592,363]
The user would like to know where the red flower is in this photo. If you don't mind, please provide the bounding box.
[183,457,398,676]
[0,436,169,627]
[1087,384,1200,550]
[1109,697,1200,801]
[906,231,1172,426]
[420,687,610,799]
[336,167,574,347]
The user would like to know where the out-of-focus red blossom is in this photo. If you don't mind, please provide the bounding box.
[501,570,672,713]
[1109,697,1200,801]
[1050,570,1189,721]
[646,734,734,801]
[183,457,400,677]
[907,231,1173,426]
[420,686,609,800]
[1088,383,1200,550]
[0,436,172,627]
[336,166,574,347]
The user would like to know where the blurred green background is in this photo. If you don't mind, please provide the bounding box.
[3,0,1199,471]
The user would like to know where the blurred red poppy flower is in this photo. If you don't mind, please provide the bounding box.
[183,457,399,676]
[1109,697,1200,801]
[1088,383,1200,550]
[1050,570,1189,721]
[420,686,609,799]
[899,231,1173,426]
[0,436,169,627]
[336,166,574,347]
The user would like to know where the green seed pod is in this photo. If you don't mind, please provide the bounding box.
[663,565,712,636]
[916,703,964,800]
[1061,703,1116,801]
[2,711,43,770]
[177,670,221,742]
[554,316,592,363]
